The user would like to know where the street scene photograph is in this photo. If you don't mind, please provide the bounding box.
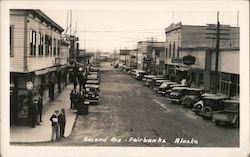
[3,2,248,156]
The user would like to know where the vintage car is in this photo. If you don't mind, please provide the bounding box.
[165,84,188,97]
[84,84,100,105]
[122,66,132,74]
[142,75,157,83]
[168,87,190,104]
[191,93,218,113]
[153,80,170,92]
[135,70,148,80]
[181,88,204,108]
[212,100,239,127]
[157,82,178,95]
[90,67,99,72]
[87,74,100,83]
[86,79,99,85]
[150,77,167,88]
[196,96,229,120]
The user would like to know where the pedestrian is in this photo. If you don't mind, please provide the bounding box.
[50,110,60,141]
[70,90,74,109]
[29,102,37,128]
[73,78,77,90]
[37,95,43,124]
[72,90,77,109]
[58,108,66,138]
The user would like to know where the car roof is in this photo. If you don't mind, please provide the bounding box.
[172,86,190,90]
[162,81,178,85]
[186,88,204,91]
[223,99,240,104]
[85,84,99,88]
[86,80,98,82]
[156,79,170,82]
[203,96,228,100]
[144,75,157,78]
[170,84,187,87]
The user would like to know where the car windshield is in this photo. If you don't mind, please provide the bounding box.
[187,90,200,95]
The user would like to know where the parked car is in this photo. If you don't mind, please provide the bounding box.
[135,70,148,80]
[84,84,100,105]
[157,82,178,95]
[181,88,204,108]
[142,75,157,83]
[114,64,119,68]
[165,84,188,97]
[196,96,229,120]
[168,87,190,104]
[191,93,218,113]
[150,77,167,88]
[153,80,170,92]
[90,67,99,72]
[212,100,239,127]
[86,80,99,85]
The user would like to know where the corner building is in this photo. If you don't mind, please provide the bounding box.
[164,22,239,98]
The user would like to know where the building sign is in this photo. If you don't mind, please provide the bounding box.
[182,55,196,65]
[171,58,183,63]
[66,36,79,41]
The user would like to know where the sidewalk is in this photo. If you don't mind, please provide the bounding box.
[10,84,77,143]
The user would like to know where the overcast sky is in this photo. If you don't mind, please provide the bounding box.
[43,8,238,52]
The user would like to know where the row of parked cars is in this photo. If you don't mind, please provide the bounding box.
[84,65,101,105]
[119,67,240,128]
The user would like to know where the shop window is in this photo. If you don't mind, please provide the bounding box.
[221,72,230,82]
[53,38,57,56]
[10,25,14,56]
[38,33,44,56]
[29,30,36,56]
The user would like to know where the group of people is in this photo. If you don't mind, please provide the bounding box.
[29,93,43,128]
[50,108,66,141]
[70,90,86,110]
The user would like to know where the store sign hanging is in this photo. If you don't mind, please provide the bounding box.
[182,55,196,65]
[171,58,183,63]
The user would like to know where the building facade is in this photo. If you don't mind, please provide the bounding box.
[10,9,69,125]
[164,22,239,98]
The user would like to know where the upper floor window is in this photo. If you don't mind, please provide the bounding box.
[177,47,180,58]
[57,40,60,56]
[10,25,14,56]
[45,35,52,56]
[29,30,36,56]
[173,42,176,58]
[165,48,168,58]
[38,33,44,56]
[53,38,57,56]
[169,44,171,58]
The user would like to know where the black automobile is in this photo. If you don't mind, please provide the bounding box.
[191,93,218,113]
[135,70,148,80]
[168,87,190,104]
[196,96,229,120]
[84,84,100,105]
[212,100,239,127]
[181,88,204,108]
[165,84,188,97]
[157,82,178,95]
[153,80,170,92]
[150,77,168,88]
[86,80,99,85]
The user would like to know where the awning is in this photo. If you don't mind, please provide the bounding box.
[34,69,49,75]
[176,67,190,71]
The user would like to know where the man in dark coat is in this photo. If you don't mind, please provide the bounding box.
[70,90,74,109]
[37,96,43,124]
[58,108,66,138]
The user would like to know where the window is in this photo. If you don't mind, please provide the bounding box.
[165,48,168,58]
[177,47,180,58]
[29,30,36,56]
[173,42,176,58]
[169,44,171,58]
[57,40,60,56]
[10,26,14,56]
[38,33,43,56]
[45,35,52,56]
[53,38,57,56]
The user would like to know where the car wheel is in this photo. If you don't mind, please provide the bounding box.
[215,120,221,126]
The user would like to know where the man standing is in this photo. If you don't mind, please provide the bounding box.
[58,108,66,138]
[37,95,43,124]
[50,110,59,141]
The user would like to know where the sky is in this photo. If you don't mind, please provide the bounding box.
[43,9,239,53]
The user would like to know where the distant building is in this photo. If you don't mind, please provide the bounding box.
[164,22,239,98]
[10,9,69,125]
[119,49,130,66]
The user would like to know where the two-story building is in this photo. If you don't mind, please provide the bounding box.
[164,22,239,98]
[10,9,69,125]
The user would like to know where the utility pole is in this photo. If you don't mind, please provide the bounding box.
[206,11,229,94]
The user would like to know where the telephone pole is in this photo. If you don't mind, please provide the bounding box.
[206,11,229,93]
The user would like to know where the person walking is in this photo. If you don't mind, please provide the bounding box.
[72,90,77,109]
[70,90,74,109]
[50,110,59,141]
[58,108,66,138]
